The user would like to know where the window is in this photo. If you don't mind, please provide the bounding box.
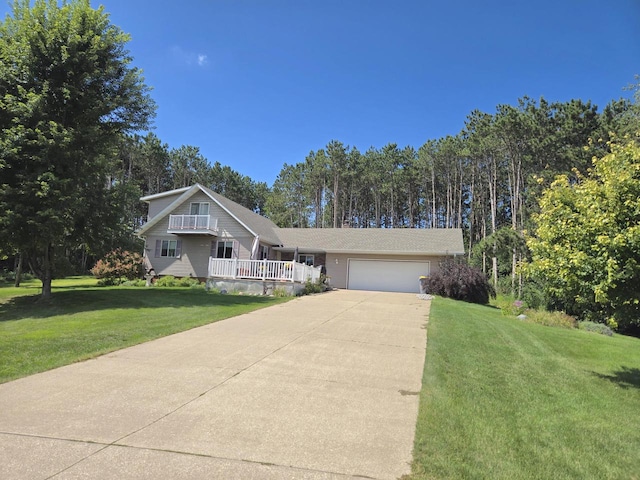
[155,239,181,258]
[259,245,269,260]
[298,254,314,266]
[216,240,235,259]
[190,202,209,215]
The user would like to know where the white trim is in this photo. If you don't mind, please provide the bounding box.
[137,184,259,239]
[137,185,201,236]
[190,201,210,215]
[140,186,191,202]
[197,185,258,239]
[160,239,179,258]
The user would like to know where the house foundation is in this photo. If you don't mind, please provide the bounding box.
[206,278,305,296]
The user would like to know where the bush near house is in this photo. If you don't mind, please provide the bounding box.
[427,260,495,304]
[91,249,144,285]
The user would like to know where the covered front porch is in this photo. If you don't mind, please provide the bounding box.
[208,258,322,283]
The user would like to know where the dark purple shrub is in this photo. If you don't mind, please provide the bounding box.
[427,260,495,304]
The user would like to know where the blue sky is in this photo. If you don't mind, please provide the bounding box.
[4,1,639,185]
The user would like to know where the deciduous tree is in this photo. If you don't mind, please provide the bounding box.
[527,136,640,332]
[0,0,155,298]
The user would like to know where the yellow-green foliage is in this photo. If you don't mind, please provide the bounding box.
[524,309,577,329]
[526,135,640,331]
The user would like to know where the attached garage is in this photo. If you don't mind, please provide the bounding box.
[347,259,430,293]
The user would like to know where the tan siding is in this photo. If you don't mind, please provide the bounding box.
[211,235,253,260]
[325,253,446,289]
[142,191,261,276]
[144,215,171,238]
[147,193,182,219]
[143,237,211,278]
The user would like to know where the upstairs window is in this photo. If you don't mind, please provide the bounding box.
[190,202,210,215]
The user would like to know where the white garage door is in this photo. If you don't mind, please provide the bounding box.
[347,259,430,293]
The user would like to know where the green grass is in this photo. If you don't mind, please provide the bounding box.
[0,276,290,383]
[409,297,640,480]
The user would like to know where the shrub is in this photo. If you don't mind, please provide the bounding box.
[520,279,549,310]
[495,296,527,316]
[120,279,147,287]
[155,275,179,287]
[578,321,614,336]
[524,310,577,329]
[91,249,144,285]
[302,278,324,295]
[178,277,201,288]
[1,269,34,282]
[273,287,290,298]
[153,276,203,288]
[427,260,495,304]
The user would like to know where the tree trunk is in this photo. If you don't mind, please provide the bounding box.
[431,166,436,228]
[332,173,339,228]
[518,253,523,299]
[512,248,517,296]
[14,252,23,287]
[40,244,54,300]
[492,254,498,291]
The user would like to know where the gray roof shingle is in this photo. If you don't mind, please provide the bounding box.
[199,185,281,245]
[139,185,464,256]
[274,227,464,255]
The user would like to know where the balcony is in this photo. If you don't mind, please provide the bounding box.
[168,215,218,235]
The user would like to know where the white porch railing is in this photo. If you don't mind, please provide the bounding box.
[168,215,218,232]
[208,258,322,283]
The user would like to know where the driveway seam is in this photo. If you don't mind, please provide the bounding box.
[306,334,426,350]
[0,431,375,480]
[1,291,426,479]
[113,294,371,447]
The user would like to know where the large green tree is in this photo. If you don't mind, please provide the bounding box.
[527,136,640,332]
[0,0,155,298]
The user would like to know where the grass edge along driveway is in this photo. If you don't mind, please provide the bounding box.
[408,297,640,480]
[0,277,290,383]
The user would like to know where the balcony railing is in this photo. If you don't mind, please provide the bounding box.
[208,258,321,283]
[168,215,218,234]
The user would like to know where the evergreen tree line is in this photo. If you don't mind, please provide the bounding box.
[263,95,638,293]
[4,0,637,318]
[4,132,270,278]
[107,132,269,250]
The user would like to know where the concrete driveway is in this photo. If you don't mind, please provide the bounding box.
[0,290,429,479]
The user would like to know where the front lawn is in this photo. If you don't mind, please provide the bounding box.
[0,277,290,383]
[410,297,640,479]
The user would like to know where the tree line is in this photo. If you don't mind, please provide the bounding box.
[264,95,638,293]
[2,0,640,332]
[108,133,269,243]
[0,0,268,295]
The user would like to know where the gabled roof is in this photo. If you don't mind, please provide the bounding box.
[275,227,464,255]
[137,184,281,244]
[137,185,465,256]
[198,185,281,244]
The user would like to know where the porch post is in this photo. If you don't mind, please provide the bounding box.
[262,258,267,280]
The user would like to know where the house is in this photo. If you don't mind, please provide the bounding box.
[136,184,464,293]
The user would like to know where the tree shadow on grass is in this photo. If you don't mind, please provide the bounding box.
[594,366,640,390]
[0,287,282,322]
